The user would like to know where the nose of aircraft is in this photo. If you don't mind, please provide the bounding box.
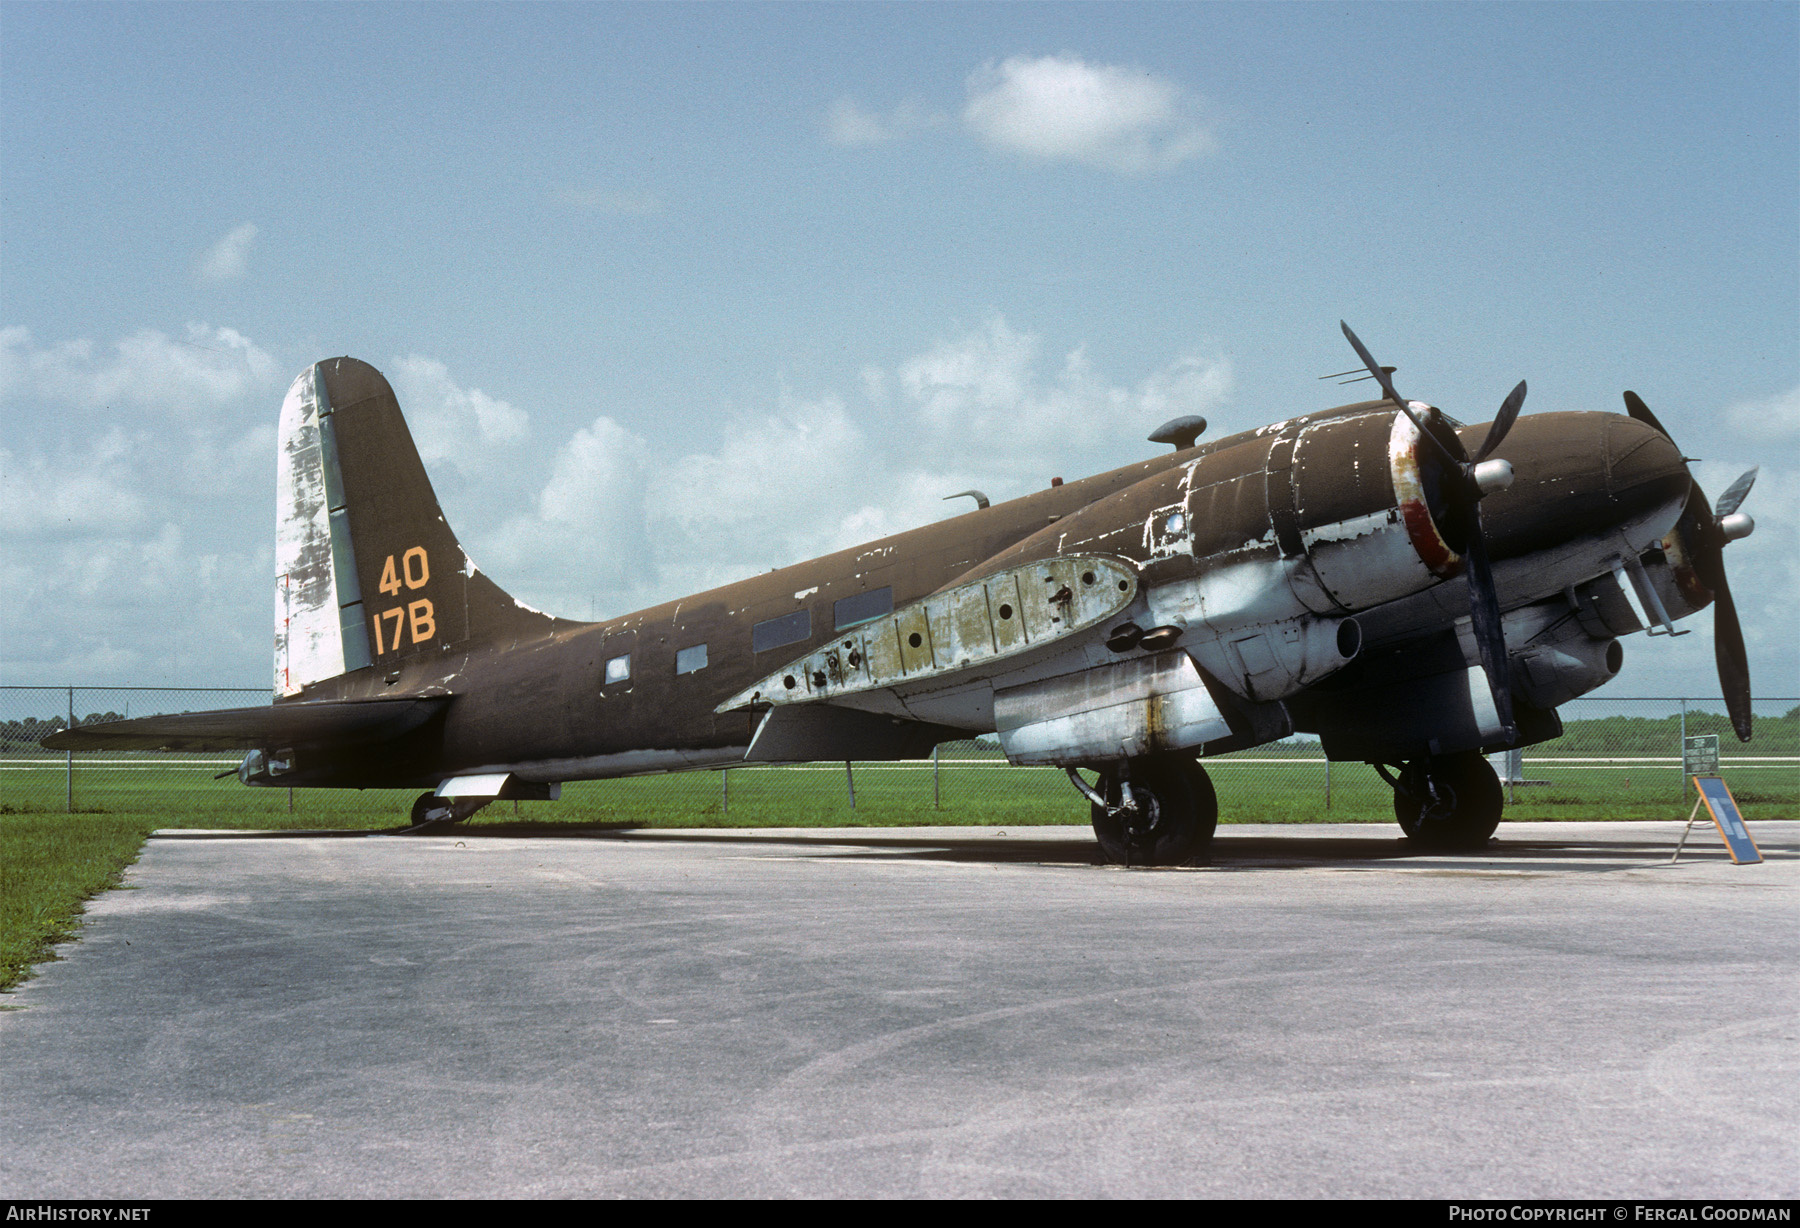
[1465,410,1691,558]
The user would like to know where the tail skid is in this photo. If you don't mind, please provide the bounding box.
[274,357,557,697]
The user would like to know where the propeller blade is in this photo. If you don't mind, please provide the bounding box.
[1462,518,1516,742]
[1339,321,1464,467]
[1709,566,1754,743]
[1339,321,1404,406]
[1686,490,1755,743]
[1616,390,1749,738]
[1474,380,1527,463]
[1622,390,1672,439]
[1714,467,1758,519]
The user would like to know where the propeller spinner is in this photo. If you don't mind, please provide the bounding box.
[1340,322,1527,742]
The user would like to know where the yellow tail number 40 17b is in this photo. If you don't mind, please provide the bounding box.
[372,546,435,654]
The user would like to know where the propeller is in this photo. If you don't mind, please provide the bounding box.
[1624,391,1757,741]
[1340,322,1528,742]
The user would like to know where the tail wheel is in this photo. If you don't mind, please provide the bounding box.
[1393,752,1503,850]
[409,791,453,826]
[1091,757,1218,867]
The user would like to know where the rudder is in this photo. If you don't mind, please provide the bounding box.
[274,357,556,696]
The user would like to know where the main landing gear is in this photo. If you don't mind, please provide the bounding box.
[1069,756,1218,867]
[1377,751,1503,851]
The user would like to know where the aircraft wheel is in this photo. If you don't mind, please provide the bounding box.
[1393,752,1503,850]
[1176,759,1220,865]
[409,791,453,826]
[1091,757,1218,867]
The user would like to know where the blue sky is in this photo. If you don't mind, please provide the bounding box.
[2,1,1795,702]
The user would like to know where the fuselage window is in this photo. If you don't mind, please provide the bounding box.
[675,644,708,675]
[752,609,810,653]
[604,653,631,684]
[833,586,893,631]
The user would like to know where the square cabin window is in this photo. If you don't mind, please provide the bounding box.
[675,644,708,675]
[752,609,810,653]
[604,653,631,684]
[833,586,893,631]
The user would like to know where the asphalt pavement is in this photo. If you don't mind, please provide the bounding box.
[2,820,1794,1198]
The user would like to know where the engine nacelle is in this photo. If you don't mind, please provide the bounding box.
[1140,405,1466,702]
[1513,635,1623,709]
[1183,613,1363,704]
[1276,406,1473,615]
[994,649,1234,767]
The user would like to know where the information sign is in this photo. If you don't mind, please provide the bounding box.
[1683,733,1720,776]
[1693,775,1761,865]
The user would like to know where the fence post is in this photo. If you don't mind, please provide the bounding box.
[933,744,940,810]
[66,687,73,814]
[721,767,729,815]
[1324,756,1331,811]
[845,761,856,810]
[1679,698,1688,803]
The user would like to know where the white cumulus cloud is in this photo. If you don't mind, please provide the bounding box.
[962,55,1213,173]
[0,331,528,683]
[196,222,258,282]
[0,429,147,538]
[1,323,287,683]
[389,355,529,475]
[896,314,1230,474]
[473,316,1233,620]
[0,323,279,415]
[481,416,654,617]
[1725,382,1800,442]
[824,97,946,147]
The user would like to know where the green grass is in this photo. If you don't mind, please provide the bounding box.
[0,811,160,993]
[3,753,1794,994]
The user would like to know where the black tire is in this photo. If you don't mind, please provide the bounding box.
[410,791,451,826]
[1178,759,1220,865]
[1091,757,1218,867]
[1393,752,1503,850]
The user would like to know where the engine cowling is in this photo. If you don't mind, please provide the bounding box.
[1274,405,1473,615]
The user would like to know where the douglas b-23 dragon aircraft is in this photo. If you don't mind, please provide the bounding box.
[48,324,1760,864]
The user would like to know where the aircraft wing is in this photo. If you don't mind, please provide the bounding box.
[716,553,1142,715]
[40,697,451,752]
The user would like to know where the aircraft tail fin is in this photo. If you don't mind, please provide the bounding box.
[275,357,556,696]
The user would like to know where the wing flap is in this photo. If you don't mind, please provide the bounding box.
[40,697,450,752]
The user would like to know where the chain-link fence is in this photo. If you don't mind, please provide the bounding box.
[2,686,1794,827]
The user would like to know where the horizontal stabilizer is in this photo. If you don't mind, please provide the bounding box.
[40,697,450,752]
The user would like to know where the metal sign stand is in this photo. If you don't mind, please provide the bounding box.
[1671,774,1762,865]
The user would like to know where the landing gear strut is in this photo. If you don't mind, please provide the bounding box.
[1381,751,1503,851]
[1070,757,1218,866]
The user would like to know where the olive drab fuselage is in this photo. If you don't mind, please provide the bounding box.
[260,358,1692,790]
